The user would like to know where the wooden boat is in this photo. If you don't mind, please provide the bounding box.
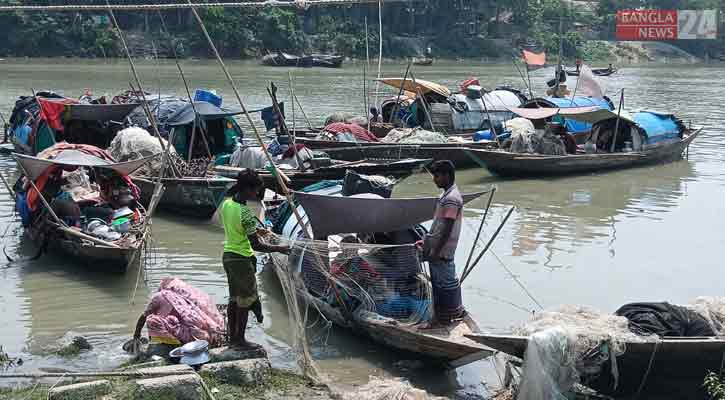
[566,67,617,76]
[412,57,433,66]
[13,144,155,272]
[294,139,498,169]
[464,119,700,177]
[465,333,725,397]
[132,175,234,218]
[7,93,140,155]
[213,157,431,191]
[268,185,492,367]
[261,51,343,68]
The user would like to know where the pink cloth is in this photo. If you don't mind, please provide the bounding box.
[323,122,379,142]
[144,278,225,345]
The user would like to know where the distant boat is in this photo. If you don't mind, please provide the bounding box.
[261,51,343,68]
[566,66,618,76]
[412,57,433,66]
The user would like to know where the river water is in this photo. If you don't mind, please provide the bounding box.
[0,59,723,397]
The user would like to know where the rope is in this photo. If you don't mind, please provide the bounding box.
[0,0,426,12]
[633,339,660,399]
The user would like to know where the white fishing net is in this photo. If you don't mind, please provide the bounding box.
[687,297,725,335]
[381,127,447,144]
[108,127,175,175]
[341,376,446,400]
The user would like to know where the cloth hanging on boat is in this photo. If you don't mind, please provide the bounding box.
[615,302,715,337]
[322,122,379,142]
[37,98,76,132]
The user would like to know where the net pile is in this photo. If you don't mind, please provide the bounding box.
[108,127,174,176]
[381,127,447,144]
[687,297,725,335]
[279,235,433,326]
[511,305,656,400]
[341,376,446,400]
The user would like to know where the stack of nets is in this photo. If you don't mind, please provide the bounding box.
[381,127,447,144]
[108,127,175,176]
[280,235,432,326]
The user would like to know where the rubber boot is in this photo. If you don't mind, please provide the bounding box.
[250,299,263,324]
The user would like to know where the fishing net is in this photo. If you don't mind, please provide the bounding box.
[510,305,656,400]
[108,126,175,176]
[686,297,725,335]
[264,229,433,383]
[381,127,447,144]
[341,376,446,400]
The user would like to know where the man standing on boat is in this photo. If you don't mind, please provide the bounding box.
[220,170,290,349]
[418,160,465,327]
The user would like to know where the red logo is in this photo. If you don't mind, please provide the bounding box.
[616,10,677,40]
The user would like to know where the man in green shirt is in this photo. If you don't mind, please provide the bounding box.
[220,170,289,349]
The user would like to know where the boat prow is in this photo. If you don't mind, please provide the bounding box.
[464,333,527,359]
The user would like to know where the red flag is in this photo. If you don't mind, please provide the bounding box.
[521,50,546,71]
[459,78,480,92]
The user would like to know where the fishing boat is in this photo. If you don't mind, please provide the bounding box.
[267,182,492,367]
[7,92,140,155]
[214,156,431,191]
[412,57,433,66]
[261,51,343,68]
[566,66,618,76]
[465,333,725,396]
[295,140,497,169]
[120,97,241,218]
[12,143,155,271]
[463,108,700,177]
[521,96,614,144]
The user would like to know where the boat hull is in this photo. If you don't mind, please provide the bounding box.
[466,333,725,397]
[295,139,497,169]
[271,253,491,367]
[134,176,235,219]
[27,226,143,272]
[464,129,699,177]
[213,158,431,191]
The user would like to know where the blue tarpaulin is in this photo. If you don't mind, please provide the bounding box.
[633,111,681,144]
[543,96,613,134]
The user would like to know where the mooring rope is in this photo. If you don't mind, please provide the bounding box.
[0,0,426,12]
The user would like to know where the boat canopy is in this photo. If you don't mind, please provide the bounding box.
[294,190,488,238]
[378,78,452,98]
[15,150,158,180]
[449,90,523,130]
[67,102,140,121]
[632,111,682,143]
[165,101,243,126]
[509,106,636,125]
[523,96,614,134]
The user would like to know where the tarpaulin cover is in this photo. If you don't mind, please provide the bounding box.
[378,77,452,98]
[632,111,681,143]
[294,190,488,238]
[15,150,158,180]
[509,106,637,125]
[526,97,613,134]
[165,101,242,126]
[68,102,140,121]
[615,302,715,337]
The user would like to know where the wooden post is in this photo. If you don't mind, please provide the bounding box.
[610,89,624,153]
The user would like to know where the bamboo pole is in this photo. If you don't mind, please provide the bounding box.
[478,87,501,147]
[390,61,412,126]
[460,206,514,284]
[288,72,306,172]
[293,93,314,130]
[610,89,624,153]
[187,1,321,381]
[463,187,495,273]
[410,73,435,131]
[109,5,180,179]
[0,172,15,198]
[373,0,383,107]
[157,10,212,171]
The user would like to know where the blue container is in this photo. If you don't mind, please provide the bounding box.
[473,129,494,141]
[194,89,222,107]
